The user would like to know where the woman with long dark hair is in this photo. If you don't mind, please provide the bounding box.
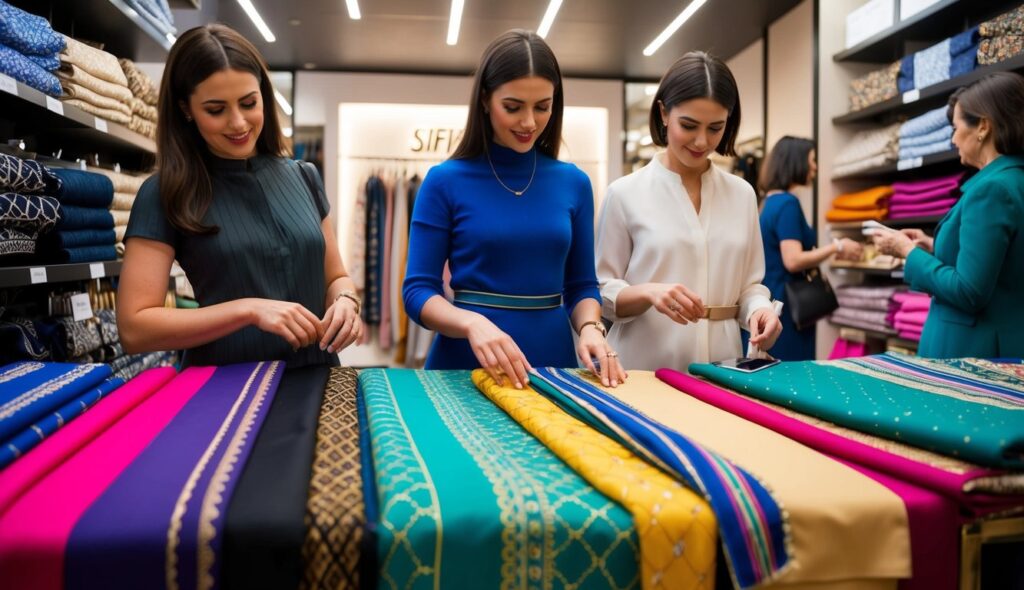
[403,29,625,388]
[117,24,362,366]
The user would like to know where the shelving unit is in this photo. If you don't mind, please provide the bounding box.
[832,149,960,180]
[831,264,904,279]
[828,214,944,230]
[0,261,123,289]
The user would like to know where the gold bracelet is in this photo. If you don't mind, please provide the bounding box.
[577,320,606,337]
[334,290,362,315]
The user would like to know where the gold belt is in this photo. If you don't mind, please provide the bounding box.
[701,305,740,320]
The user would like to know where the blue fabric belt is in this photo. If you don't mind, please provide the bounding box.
[453,290,562,310]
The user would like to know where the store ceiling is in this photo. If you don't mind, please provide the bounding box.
[196,0,802,79]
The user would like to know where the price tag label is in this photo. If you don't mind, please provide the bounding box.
[0,74,17,96]
[45,96,64,115]
[94,117,108,133]
[901,89,920,104]
[71,293,94,322]
[89,262,105,279]
[29,267,47,284]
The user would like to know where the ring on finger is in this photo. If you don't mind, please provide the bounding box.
[606,351,618,358]
[669,304,680,312]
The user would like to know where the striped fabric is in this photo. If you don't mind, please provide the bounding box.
[0,362,111,443]
[530,368,791,589]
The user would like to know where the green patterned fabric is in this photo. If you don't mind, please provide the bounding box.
[359,368,639,590]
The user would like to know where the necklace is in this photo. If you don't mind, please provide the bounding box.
[486,147,537,197]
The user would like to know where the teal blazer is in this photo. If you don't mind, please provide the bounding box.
[905,154,1024,358]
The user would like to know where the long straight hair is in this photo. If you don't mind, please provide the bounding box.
[759,136,815,195]
[450,29,564,160]
[157,24,287,234]
[649,51,741,156]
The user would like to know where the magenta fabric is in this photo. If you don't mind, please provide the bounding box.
[889,185,958,204]
[891,173,963,194]
[654,368,1024,514]
[888,198,958,216]
[0,367,214,590]
[895,310,929,326]
[828,338,868,360]
[899,329,923,341]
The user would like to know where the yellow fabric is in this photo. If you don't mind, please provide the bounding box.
[599,371,910,586]
[825,207,888,222]
[472,370,717,590]
[831,186,893,210]
[393,237,410,365]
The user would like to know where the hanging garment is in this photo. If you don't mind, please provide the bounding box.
[0,1,64,55]
[0,42,61,96]
[378,177,394,348]
[0,153,62,194]
[363,175,385,325]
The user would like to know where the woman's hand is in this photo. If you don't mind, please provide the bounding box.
[748,308,782,351]
[836,237,864,261]
[873,230,915,258]
[465,314,531,388]
[577,324,627,388]
[320,296,363,353]
[900,228,934,253]
[245,298,323,350]
[647,283,706,324]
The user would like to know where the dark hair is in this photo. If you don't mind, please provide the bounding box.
[759,136,815,195]
[947,71,1024,156]
[450,29,564,160]
[649,51,741,156]
[157,24,287,234]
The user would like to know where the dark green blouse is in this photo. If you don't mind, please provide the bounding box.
[125,153,338,368]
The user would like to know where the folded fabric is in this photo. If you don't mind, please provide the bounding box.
[834,123,900,167]
[849,61,900,111]
[828,313,896,334]
[899,125,952,149]
[914,39,951,89]
[833,153,892,178]
[25,52,59,72]
[114,224,126,242]
[891,172,962,194]
[52,168,115,208]
[889,207,955,220]
[60,81,132,117]
[128,96,157,121]
[56,62,134,104]
[837,284,905,299]
[829,337,868,360]
[56,205,114,230]
[893,291,931,308]
[60,36,128,88]
[890,185,959,205]
[0,42,61,96]
[117,58,158,105]
[48,244,118,263]
[832,185,893,210]
[124,0,176,36]
[0,192,61,234]
[980,5,1024,37]
[87,167,148,195]
[832,307,890,326]
[898,137,953,160]
[128,116,156,139]
[894,308,929,325]
[110,192,134,211]
[836,294,893,311]
[0,153,62,194]
[888,198,958,216]
[900,106,950,139]
[897,53,915,94]
[979,34,1024,65]
[60,98,132,125]
[110,210,130,226]
[45,229,115,249]
[0,362,113,443]
[950,27,980,56]
[0,226,34,256]
[0,1,64,55]
[949,46,978,78]
[898,329,923,341]
[825,206,889,222]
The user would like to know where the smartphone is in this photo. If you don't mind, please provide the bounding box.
[712,357,780,373]
[861,220,897,235]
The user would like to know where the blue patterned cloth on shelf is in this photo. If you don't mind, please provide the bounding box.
[124,0,177,36]
[0,42,61,96]
[914,38,951,89]
[950,46,978,78]
[898,27,980,93]
[48,228,116,249]
[0,227,34,256]
[0,0,64,55]
[25,52,59,71]
[0,193,60,234]
[898,54,915,93]
[899,106,949,139]
[56,205,114,230]
[898,137,954,160]
[0,153,62,194]
[950,27,980,56]
[51,168,115,208]
[900,125,953,148]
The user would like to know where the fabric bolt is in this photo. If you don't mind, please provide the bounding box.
[0,376,123,469]
[949,46,978,78]
[832,153,892,178]
[129,115,156,139]
[898,125,952,149]
[829,309,896,334]
[45,229,115,248]
[888,198,959,217]
[950,27,980,55]
[124,0,176,36]
[832,185,893,210]
[88,166,148,195]
[56,204,114,230]
[60,98,132,125]
[891,173,963,195]
[0,226,35,255]
[837,284,905,300]
[111,191,134,211]
[0,42,61,96]
[0,367,214,590]
[0,362,112,443]
[111,350,176,382]
[0,1,64,55]
[979,5,1024,37]
[354,376,379,588]
[64,362,283,590]
[55,317,102,358]
[835,294,893,312]
[299,367,367,590]
[899,106,950,139]
[51,167,115,208]
[405,143,602,369]
[49,244,118,263]
[890,186,959,206]
[913,39,951,89]
[60,36,129,88]
[848,61,900,111]
[60,81,132,116]
[0,153,62,195]
[530,368,793,589]
[118,58,158,105]
[129,96,157,121]
[898,137,953,160]
[897,54,915,94]
[978,34,1024,65]
[25,52,59,72]
[0,193,60,234]
[128,154,336,368]
[828,338,868,359]
[834,124,900,167]
[361,368,639,590]
[56,62,134,104]
[223,365,327,590]
[690,353,1024,469]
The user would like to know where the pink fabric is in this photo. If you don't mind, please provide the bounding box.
[654,369,1023,514]
[892,292,930,305]
[899,329,923,341]
[894,310,929,326]
[888,185,957,204]
[828,338,868,360]
[0,367,214,590]
[887,198,958,215]
[0,368,176,519]
[890,173,963,194]
[379,179,394,349]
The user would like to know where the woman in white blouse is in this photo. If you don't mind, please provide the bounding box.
[596,51,782,371]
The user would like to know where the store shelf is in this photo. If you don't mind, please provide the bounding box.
[830,321,919,348]
[832,149,960,180]
[829,215,945,230]
[0,261,122,289]
[834,54,1024,125]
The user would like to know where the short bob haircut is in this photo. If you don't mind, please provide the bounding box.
[759,136,816,194]
[947,71,1024,156]
[157,24,287,234]
[451,29,564,160]
[649,51,741,156]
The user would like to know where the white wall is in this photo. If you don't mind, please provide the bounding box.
[727,38,764,145]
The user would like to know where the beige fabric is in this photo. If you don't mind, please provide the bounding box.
[61,36,128,87]
[118,58,158,105]
[57,63,133,104]
[111,192,134,211]
[111,210,131,226]
[61,99,131,125]
[61,82,131,116]
[128,115,156,139]
[114,225,126,243]
[129,97,157,121]
[599,371,911,586]
[88,168,149,194]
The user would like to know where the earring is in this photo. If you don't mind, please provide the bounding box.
[978,134,984,142]
[185,115,192,122]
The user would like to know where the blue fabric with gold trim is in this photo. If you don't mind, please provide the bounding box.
[0,361,111,443]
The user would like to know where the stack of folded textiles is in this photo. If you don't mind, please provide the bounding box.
[979,4,1024,65]
[124,0,177,38]
[827,336,868,360]
[826,185,892,222]
[0,1,63,97]
[831,284,905,334]
[118,59,158,139]
[898,106,954,160]
[832,123,900,177]
[888,172,963,219]
[898,27,979,92]
[88,166,148,254]
[39,168,117,264]
[57,36,134,128]
[848,61,900,111]
[0,153,62,263]
[889,291,931,341]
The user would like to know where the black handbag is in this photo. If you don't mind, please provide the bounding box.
[784,267,839,330]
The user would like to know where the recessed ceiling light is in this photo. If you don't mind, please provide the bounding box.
[537,0,563,39]
[273,88,293,116]
[345,0,361,20]
[447,0,465,46]
[643,0,708,57]
[236,0,276,43]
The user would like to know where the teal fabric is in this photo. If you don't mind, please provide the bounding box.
[689,354,1024,469]
[360,368,638,590]
[904,155,1024,358]
[125,154,336,368]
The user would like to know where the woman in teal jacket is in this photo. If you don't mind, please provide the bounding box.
[875,72,1024,358]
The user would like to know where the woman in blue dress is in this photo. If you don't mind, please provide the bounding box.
[756,136,862,360]
[402,29,625,388]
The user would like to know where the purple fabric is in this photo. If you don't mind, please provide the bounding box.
[888,198,959,216]
[64,362,283,590]
[891,174,963,194]
[889,185,958,205]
